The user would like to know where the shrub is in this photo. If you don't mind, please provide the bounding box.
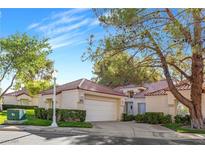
[174,114,190,125]
[144,112,164,124]
[122,113,134,121]
[2,104,37,110]
[135,112,172,124]
[135,114,145,123]
[34,107,86,122]
[160,114,172,124]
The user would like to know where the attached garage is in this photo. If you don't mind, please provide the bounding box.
[85,99,118,121]
[40,78,125,122]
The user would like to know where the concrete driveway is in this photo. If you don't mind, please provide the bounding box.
[89,121,204,139]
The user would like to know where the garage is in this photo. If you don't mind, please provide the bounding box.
[85,99,118,122]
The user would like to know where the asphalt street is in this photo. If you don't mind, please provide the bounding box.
[0,130,205,145]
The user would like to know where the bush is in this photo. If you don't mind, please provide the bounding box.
[144,112,164,124]
[135,114,145,123]
[2,104,37,110]
[174,114,190,125]
[135,112,172,124]
[34,107,86,122]
[122,113,134,121]
[160,114,172,124]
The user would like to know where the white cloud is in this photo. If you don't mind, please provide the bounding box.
[27,22,40,30]
[28,8,100,49]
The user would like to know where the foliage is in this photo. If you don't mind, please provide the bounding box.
[135,112,172,124]
[135,114,145,123]
[1,109,92,128]
[15,80,52,96]
[164,123,205,134]
[144,112,164,124]
[0,33,53,98]
[122,113,134,121]
[58,121,93,128]
[0,110,7,124]
[86,51,162,87]
[34,108,86,122]
[85,8,205,128]
[2,104,37,110]
[160,114,172,124]
[174,115,191,125]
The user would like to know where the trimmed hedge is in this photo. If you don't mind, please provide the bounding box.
[135,112,172,124]
[122,113,134,121]
[2,104,37,110]
[174,114,190,125]
[34,107,86,122]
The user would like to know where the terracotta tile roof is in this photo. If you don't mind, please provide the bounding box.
[113,80,168,98]
[4,88,30,97]
[41,78,125,96]
[145,80,205,96]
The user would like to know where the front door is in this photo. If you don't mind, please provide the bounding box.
[138,103,146,114]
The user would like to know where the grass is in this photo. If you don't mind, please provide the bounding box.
[163,123,205,134]
[0,110,7,124]
[0,109,92,128]
[58,121,93,128]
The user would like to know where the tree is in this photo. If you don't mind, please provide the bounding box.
[85,9,205,128]
[0,33,53,98]
[84,50,162,87]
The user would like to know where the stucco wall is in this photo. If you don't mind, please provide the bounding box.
[145,95,168,114]
[61,90,79,109]
[3,96,17,105]
[3,94,37,106]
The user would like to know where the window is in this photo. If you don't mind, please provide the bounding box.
[138,103,146,114]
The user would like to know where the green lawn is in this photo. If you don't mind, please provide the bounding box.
[0,109,92,128]
[0,110,7,124]
[163,123,205,134]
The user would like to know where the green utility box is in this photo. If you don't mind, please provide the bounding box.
[7,109,26,120]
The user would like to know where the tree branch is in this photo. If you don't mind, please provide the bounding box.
[0,74,17,98]
[145,30,192,107]
[167,62,192,81]
[165,8,192,44]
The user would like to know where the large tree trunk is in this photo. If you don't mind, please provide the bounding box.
[189,52,204,129]
[189,10,204,129]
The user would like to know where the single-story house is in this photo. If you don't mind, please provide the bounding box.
[3,88,39,106]
[114,80,168,115]
[39,78,125,122]
[145,81,205,118]
[114,80,205,119]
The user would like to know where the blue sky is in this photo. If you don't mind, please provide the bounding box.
[0,8,104,90]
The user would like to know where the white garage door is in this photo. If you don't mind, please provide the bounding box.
[85,99,118,121]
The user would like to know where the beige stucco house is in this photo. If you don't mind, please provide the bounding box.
[145,81,205,118]
[115,80,205,119]
[39,78,125,122]
[3,88,39,106]
[114,80,168,115]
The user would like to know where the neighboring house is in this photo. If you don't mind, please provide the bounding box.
[145,81,205,118]
[114,80,168,115]
[39,78,125,122]
[3,88,39,106]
